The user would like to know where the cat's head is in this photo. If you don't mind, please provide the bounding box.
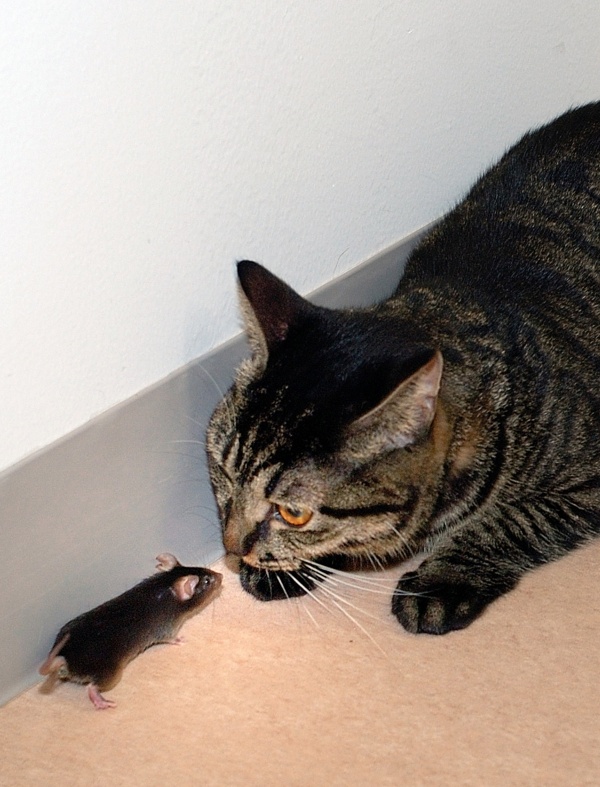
[206,261,445,600]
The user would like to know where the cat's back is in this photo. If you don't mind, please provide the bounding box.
[401,102,600,299]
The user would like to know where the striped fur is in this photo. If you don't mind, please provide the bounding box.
[206,103,600,633]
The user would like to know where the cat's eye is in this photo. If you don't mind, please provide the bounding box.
[276,504,313,527]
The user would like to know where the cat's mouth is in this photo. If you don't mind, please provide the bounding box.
[239,562,315,601]
[238,555,349,602]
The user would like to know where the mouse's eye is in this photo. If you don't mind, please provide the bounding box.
[276,504,313,527]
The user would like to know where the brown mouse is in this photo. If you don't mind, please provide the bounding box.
[39,553,221,709]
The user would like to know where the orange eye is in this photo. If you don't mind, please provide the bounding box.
[277,504,313,527]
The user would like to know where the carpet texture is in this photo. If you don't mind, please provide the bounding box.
[1,543,599,786]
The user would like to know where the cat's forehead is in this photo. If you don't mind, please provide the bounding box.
[234,380,323,477]
[230,305,433,481]
[236,313,349,418]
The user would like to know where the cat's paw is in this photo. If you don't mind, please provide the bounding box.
[392,566,494,635]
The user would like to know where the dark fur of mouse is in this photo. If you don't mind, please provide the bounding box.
[39,553,222,709]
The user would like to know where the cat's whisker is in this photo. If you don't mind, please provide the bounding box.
[312,574,394,591]
[296,565,389,654]
[173,500,218,516]
[306,561,384,586]
[390,530,417,560]
[366,552,385,572]
[312,584,388,656]
[304,560,396,584]
[302,603,320,629]
[308,567,396,596]
[265,569,274,598]
[305,560,427,598]
[159,449,203,462]
[196,361,226,401]
[297,595,320,629]
[181,413,204,429]
[293,576,322,629]
[373,519,417,561]
[196,361,237,431]
[275,572,290,601]
[285,572,335,616]
[275,562,321,629]
[316,583,384,624]
[391,586,430,598]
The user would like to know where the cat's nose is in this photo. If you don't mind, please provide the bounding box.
[223,511,259,556]
[223,498,274,556]
[224,513,270,557]
[223,518,245,556]
[223,498,249,556]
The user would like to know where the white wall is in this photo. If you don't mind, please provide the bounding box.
[1,1,599,474]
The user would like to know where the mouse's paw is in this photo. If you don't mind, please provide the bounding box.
[88,684,116,710]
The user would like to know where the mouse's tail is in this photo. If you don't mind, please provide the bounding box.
[39,633,70,676]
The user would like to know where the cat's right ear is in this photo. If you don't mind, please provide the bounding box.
[344,350,443,459]
[237,261,310,366]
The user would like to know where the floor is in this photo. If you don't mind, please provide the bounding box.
[1,543,599,787]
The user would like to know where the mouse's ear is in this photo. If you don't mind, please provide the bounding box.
[171,575,199,602]
[39,633,70,675]
[155,553,180,572]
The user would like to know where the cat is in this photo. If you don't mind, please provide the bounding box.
[206,102,600,634]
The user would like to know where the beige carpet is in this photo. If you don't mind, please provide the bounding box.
[1,543,599,787]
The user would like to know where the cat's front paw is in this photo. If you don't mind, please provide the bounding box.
[392,565,495,635]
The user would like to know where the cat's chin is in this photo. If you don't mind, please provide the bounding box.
[239,562,316,601]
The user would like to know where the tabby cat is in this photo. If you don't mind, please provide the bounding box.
[206,103,600,634]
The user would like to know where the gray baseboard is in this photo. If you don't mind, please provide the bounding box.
[0,223,432,706]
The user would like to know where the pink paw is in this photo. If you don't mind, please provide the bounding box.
[88,684,116,710]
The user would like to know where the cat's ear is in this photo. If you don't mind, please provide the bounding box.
[345,351,443,458]
[237,260,310,364]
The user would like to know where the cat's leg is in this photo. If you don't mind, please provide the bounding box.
[392,497,593,634]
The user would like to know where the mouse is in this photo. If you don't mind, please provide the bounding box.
[39,553,222,709]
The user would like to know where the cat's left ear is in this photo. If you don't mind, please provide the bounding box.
[237,260,311,366]
[345,351,443,458]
